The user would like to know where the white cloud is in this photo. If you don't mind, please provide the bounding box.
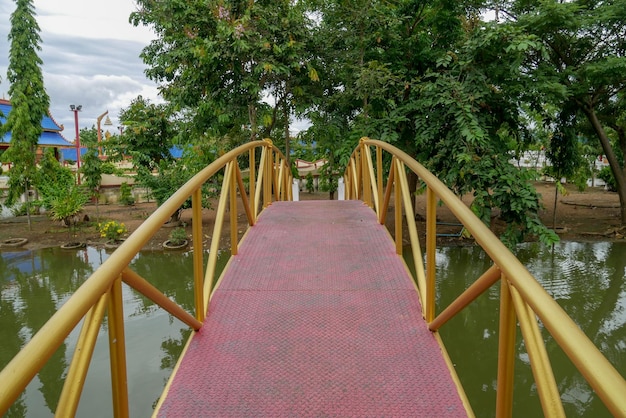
[34,0,155,44]
[0,0,159,139]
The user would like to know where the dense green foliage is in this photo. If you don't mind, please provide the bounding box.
[81,146,122,219]
[118,182,135,206]
[2,0,623,244]
[135,143,219,223]
[131,0,318,146]
[113,96,176,168]
[506,0,626,221]
[17,0,593,244]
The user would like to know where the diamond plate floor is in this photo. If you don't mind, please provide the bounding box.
[155,200,468,417]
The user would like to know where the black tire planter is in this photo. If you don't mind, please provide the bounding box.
[0,238,28,248]
[162,221,182,228]
[104,239,125,249]
[162,239,189,250]
[60,242,86,250]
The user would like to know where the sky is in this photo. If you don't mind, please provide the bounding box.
[0,1,310,144]
[0,0,159,142]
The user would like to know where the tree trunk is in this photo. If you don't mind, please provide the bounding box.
[25,183,32,231]
[95,188,100,222]
[582,106,626,224]
[552,183,558,229]
[248,104,258,141]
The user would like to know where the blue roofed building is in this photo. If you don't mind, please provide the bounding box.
[0,98,75,166]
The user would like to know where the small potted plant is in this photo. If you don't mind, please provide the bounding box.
[99,220,128,248]
[163,227,188,250]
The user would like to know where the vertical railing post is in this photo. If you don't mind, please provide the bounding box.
[273,153,280,202]
[350,158,358,199]
[236,165,255,227]
[204,162,233,311]
[57,294,108,417]
[396,159,427,310]
[376,146,383,209]
[285,159,292,201]
[108,277,129,418]
[496,277,517,418]
[425,186,437,323]
[192,189,205,322]
[393,157,402,256]
[254,146,266,217]
[361,142,372,207]
[277,157,285,201]
[379,156,394,225]
[509,285,566,417]
[364,145,380,216]
[230,163,238,256]
[249,148,256,220]
[264,145,272,208]
[355,149,362,199]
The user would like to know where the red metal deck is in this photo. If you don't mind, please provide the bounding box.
[155,200,468,417]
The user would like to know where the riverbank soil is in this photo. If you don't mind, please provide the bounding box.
[412,181,623,245]
[0,181,622,252]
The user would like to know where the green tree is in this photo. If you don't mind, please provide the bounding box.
[0,0,50,230]
[545,113,584,229]
[494,0,626,222]
[308,1,556,244]
[131,0,317,153]
[80,147,103,215]
[77,126,98,147]
[113,96,175,169]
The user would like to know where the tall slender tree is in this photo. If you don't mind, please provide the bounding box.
[0,0,50,229]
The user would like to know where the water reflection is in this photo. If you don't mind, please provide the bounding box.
[0,247,211,417]
[1,243,623,417]
[434,242,626,418]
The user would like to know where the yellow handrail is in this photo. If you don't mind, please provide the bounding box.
[345,137,626,417]
[0,139,292,416]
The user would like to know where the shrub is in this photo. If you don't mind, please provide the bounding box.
[98,220,128,241]
[11,201,42,216]
[168,227,188,245]
[119,182,135,205]
[45,185,89,228]
[598,166,616,191]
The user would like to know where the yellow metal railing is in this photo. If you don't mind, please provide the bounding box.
[345,137,626,418]
[0,139,292,417]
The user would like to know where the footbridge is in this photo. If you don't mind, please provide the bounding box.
[1,139,625,417]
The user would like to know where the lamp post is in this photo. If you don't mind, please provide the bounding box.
[70,104,82,184]
[96,110,113,157]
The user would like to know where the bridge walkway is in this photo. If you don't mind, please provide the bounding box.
[155,200,469,417]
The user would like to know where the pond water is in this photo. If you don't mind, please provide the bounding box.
[0,247,227,417]
[430,241,626,417]
[0,242,624,417]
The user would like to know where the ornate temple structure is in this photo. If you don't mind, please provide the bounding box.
[0,98,74,165]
